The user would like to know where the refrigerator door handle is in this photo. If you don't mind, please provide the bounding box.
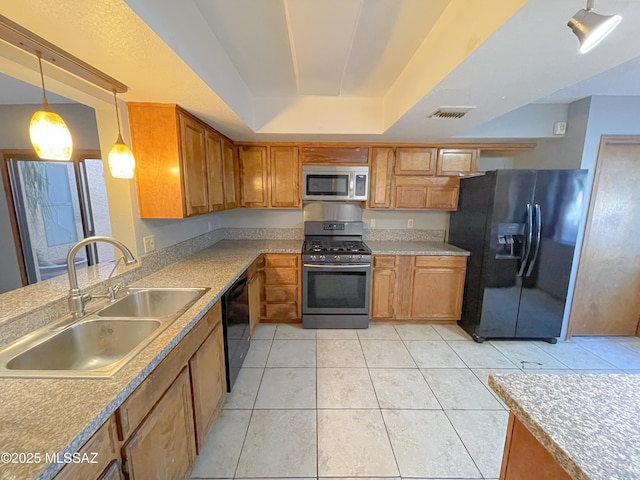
[526,204,542,277]
[517,203,534,277]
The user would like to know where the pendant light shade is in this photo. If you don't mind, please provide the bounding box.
[29,52,73,160]
[568,1,622,54]
[108,91,135,179]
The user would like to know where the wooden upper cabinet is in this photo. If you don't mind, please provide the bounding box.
[270,146,301,208]
[239,146,269,207]
[395,147,437,175]
[368,148,395,209]
[205,129,225,213]
[128,103,233,218]
[394,176,460,210]
[301,146,369,165]
[436,148,480,176]
[222,139,240,209]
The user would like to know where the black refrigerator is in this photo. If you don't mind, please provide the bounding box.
[449,169,587,343]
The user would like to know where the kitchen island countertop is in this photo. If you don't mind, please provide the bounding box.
[489,373,640,480]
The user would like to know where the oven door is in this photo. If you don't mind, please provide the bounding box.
[302,263,371,314]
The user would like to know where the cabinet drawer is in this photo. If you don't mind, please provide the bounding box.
[265,303,299,320]
[264,254,299,268]
[414,256,467,268]
[264,268,299,286]
[373,256,397,268]
[55,416,119,480]
[265,285,298,303]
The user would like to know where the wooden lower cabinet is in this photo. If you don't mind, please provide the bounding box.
[189,322,226,453]
[262,254,301,323]
[371,255,467,321]
[122,368,196,479]
[56,302,225,480]
[500,413,571,480]
[248,257,263,335]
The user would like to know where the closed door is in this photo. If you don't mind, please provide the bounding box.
[179,115,209,216]
[569,137,640,336]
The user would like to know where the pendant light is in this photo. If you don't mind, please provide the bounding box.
[568,0,622,54]
[108,90,135,179]
[29,51,73,160]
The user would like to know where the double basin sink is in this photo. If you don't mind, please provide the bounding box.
[0,288,209,379]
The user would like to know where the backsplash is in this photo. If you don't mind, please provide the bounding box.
[363,228,445,242]
[224,228,305,240]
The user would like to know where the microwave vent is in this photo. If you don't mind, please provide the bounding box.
[427,107,475,119]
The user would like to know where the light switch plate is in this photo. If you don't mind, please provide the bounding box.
[143,235,155,253]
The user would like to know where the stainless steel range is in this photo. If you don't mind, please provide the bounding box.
[302,203,371,329]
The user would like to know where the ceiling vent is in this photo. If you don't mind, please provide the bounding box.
[427,106,475,119]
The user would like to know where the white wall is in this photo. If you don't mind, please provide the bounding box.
[513,98,590,170]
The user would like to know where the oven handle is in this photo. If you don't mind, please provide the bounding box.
[303,263,371,269]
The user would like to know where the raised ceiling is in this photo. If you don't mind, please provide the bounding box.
[1,0,640,142]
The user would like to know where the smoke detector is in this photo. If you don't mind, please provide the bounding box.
[427,106,476,119]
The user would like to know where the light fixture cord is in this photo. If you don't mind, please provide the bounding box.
[113,90,123,138]
[35,51,49,107]
[586,0,594,11]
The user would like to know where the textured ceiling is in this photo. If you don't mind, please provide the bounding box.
[1,0,640,142]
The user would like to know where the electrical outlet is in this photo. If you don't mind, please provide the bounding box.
[407,218,414,229]
[143,235,155,253]
[370,219,376,228]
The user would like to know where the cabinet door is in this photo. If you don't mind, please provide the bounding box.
[301,146,369,164]
[436,148,479,176]
[270,146,301,208]
[395,147,437,175]
[425,186,459,210]
[371,268,396,319]
[222,138,239,209]
[410,262,466,319]
[394,185,427,209]
[122,368,196,480]
[205,130,225,212]
[179,113,210,216]
[189,323,225,453]
[368,148,395,209]
[239,146,269,207]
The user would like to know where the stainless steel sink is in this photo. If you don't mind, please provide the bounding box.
[0,287,209,378]
[97,288,207,318]
[6,319,161,372]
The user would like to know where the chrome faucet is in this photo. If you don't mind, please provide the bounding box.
[67,236,137,317]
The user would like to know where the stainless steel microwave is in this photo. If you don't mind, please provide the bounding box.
[302,165,369,201]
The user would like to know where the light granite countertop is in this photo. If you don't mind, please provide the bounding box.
[489,373,640,480]
[0,239,300,480]
[366,241,469,256]
[0,237,466,480]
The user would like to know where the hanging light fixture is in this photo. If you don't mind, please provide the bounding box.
[108,90,135,179]
[568,0,622,54]
[29,51,73,160]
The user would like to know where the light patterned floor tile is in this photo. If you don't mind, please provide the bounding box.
[317,368,378,408]
[317,339,366,367]
[394,324,441,340]
[254,368,316,409]
[316,328,359,339]
[223,368,264,410]
[369,368,440,409]
[447,410,510,478]
[274,323,317,339]
[575,341,640,369]
[318,409,398,477]
[266,339,316,367]
[535,341,617,370]
[433,323,473,341]
[236,410,317,478]
[448,341,516,369]
[251,324,277,340]
[361,340,416,368]
[243,339,272,367]
[421,368,503,409]
[382,409,482,478]
[490,341,569,370]
[405,340,466,368]
[357,324,401,340]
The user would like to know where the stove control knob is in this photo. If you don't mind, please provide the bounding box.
[356,255,362,261]
[319,255,325,261]
[310,255,317,261]
[333,255,340,261]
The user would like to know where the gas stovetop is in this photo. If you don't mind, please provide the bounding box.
[302,237,371,264]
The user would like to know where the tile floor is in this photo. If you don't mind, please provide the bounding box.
[191,323,640,480]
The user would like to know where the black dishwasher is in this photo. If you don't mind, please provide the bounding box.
[222,271,250,391]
